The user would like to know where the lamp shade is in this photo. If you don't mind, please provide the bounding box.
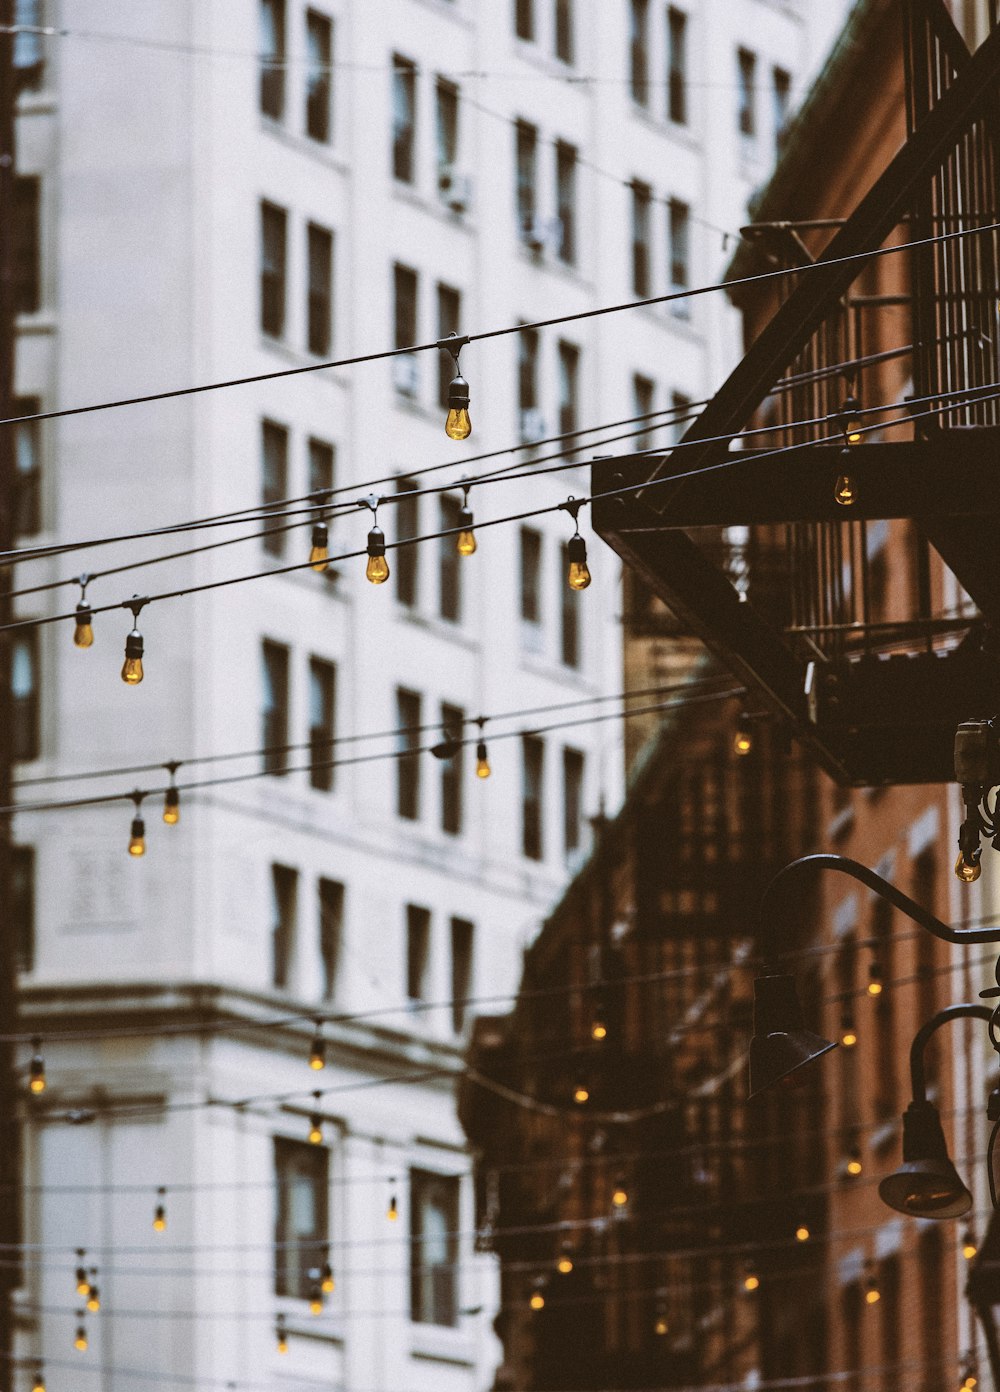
[878,1099,972,1219]
[748,973,837,1099]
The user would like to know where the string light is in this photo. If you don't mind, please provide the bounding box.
[840,1015,858,1048]
[74,1314,88,1352]
[128,792,146,857]
[867,962,883,997]
[846,1146,863,1178]
[833,448,858,507]
[573,1085,590,1105]
[955,850,982,883]
[387,1181,398,1222]
[308,1282,324,1316]
[86,1271,101,1313]
[162,762,181,825]
[28,1038,45,1094]
[556,1244,574,1275]
[654,1307,669,1336]
[75,1252,90,1297]
[309,490,330,573]
[440,333,472,440]
[309,1022,326,1071]
[961,1352,979,1389]
[456,482,477,556]
[308,1094,324,1145]
[591,993,608,1041]
[321,1259,335,1294]
[733,712,753,757]
[73,574,94,648]
[276,1316,288,1355]
[560,497,591,591]
[30,1365,45,1392]
[475,718,491,779]
[153,1187,167,1232]
[794,1221,810,1243]
[864,1266,880,1305]
[611,1178,628,1208]
[361,495,389,584]
[838,394,864,446]
[742,1263,759,1293]
[962,1228,978,1260]
[529,1279,546,1311]
[120,596,147,685]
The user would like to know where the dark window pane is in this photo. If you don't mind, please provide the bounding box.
[274,1138,327,1298]
[318,878,344,1000]
[14,177,39,314]
[14,0,43,91]
[305,10,332,142]
[440,702,464,835]
[14,398,41,537]
[397,688,422,820]
[439,496,462,623]
[738,47,756,136]
[270,863,298,989]
[630,0,649,106]
[13,845,34,974]
[562,746,584,857]
[521,734,544,860]
[518,327,540,441]
[515,121,537,238]
[436,284,461,409]
[633,374,655,450]
[520,527,542,624]
[435,79,459,185]
[11,631,38,762]
[406,905,430,999]
[260,201,287,337]
[557,341,579,441]
[308,437,335,498]
[259,0,285,118]
[515,0,534,41]
[560,542,580,667]
[450,919,474,1032]
[392,55,417,182]
[395,477,419,607]
[555,0,573,63]
[773,66,791,153]
[261,420,288,557]
[261,640,290,774]
[393,264,419,394]
[308,657,336,791]
[668,8,687,124]
[307,222,333,355]
[631,182,651,296]
[410,1171,459,1326]
[555,142,576,264]
[668,198,690,306]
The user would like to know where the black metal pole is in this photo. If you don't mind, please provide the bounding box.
[909,1004,994,1103]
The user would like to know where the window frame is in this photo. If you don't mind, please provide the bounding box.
[440,701,465,835]
[410,1169,460,1327]
[274,1136,328,1300]
[406,904,431,1000]
[318,877,344,1001]
[667,7,687,125]
[306,222,333,357]
[259,0,286,120]
[392,54,418,183]
[629,0,649,108]
[260,419,289,557]
[555,140,577,265]
[260,200,288,339]
[307,656,336,792]
[261,638,290,775]
[397,687,422,820]
[737,47,757,138]
[521,733,545,861]
[270,862,298,991]
[305,8,333,142]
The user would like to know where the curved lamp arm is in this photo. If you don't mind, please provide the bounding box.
[909,1004,993,1103]
[759,853,1000,965]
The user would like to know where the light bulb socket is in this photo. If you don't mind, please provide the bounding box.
[125,628,143,659]
[458,504,475,530]
[367,525,386,558]
[130,815,145,841]
[164,786,180,819]
[447,372,470,410]
[567,533,587,565]
[311,521,328,548]
[476,739,489,763]
[75,601,93,625]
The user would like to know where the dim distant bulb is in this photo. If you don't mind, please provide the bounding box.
[795,1224,810,1243]
[557,1253,573,1275]
[839,395,863,445]
[310,522,330,573]
[834,473,858,506]
[308,1115,323,1145]
[74,602,94,649]
[153,1190,167,1232]
[963,1231,978,1261]
[309,1030,326,1071]
[162,786,180,825]
[654,1317,668,1336]
[611,1183,628,1207]
[846,1150,863,1177]
[74,1328,88,1353]
[29,1040,45,1094]
[840,1022,858,1048]
[387,1192,399,1222]
[309,1294,323,1316]
[86,1288,100,1313]
[31,1369,45,1392]
[573,1085,589,1104]
[529,1290,545,1311]
[128,816,146,858]
[321,1262,335,1294]
[277,1332,289,1355]
[742,1272,759,1293]
[591,1020,607,1041]
[475,740,491,778]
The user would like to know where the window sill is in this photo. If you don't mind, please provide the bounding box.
[275,1299,345,1344]
[511,37,587,90]
[259,115,350,177]
[410,1323,476,1366]
[258,334,348,388]
[627,102,701,152]
[397,606,479,652]
[16,91,55,116]
[519,651,597,690]
[392,181,476,232]
[15,312,55,337]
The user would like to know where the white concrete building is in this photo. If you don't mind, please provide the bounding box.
[7,2,849,1390]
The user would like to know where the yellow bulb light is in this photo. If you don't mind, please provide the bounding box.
[163,787,180,825]
[591,1022,607,1041]
[530,1291,545,1310]
[128,817,146,858]
[74,1334,88,1353]
[74,602,94,649]
[834,473,858,506]
[475,740,491,778]
[573,1086,589,1104]
[654,1318,668,1336]
[310,522,330,573]
[795,1225,810,1243]
[956,851,982,883]
[847,1157,863,1177]
[445,369,472,440]
[612,1187,628,1207]
[841,1027,858,1048]
[743,1274,759,1292]
[366,525,390,584]
[567,532,591,590]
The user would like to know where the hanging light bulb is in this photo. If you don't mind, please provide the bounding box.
[566,532,591,591]
[742,1264,760,1293]
[591,1001,608,1042]
[309,520,330,573]
[152,1187,167,1232]
[75,1253,90,1298]
[834,456,859,507]
[309,1284,324,1316]
[962,1353,979,1390]
[654,1312,669,1337]
[31,1366,45,1392]
[864,1269,880,1305]
[457,503,477,556]
[358,495,390,583]
[120,596,148,684]
[86,1278,101,1314]
[733,712,753,757]
[440,333,472,440]
[387,1183,399,1222]
[321,1260,335,1294]
[128,794,146,858]
[74,601,94,649]
[74,1316,88,1352]
[309,1022,326,1071]
[475,719,491,779]
[573,1084,589,1104]
[308,1093,324,1145]
[795,1221,810,1243]
[162,762,181,825]
[28,1038,45,1095]
[529,1280,546,1311]
[556,1244,574,1275]
[840,1015,858,1048]
[276,1316,289,1355]
[955,850,982,883]
[838,394,864,446]
[962,1229,978,1261]
[846,1146,863,1178]
[611,1178,628,1208]
[867,962,883,997]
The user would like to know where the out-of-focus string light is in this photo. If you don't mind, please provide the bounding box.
[440,333,472,440]
[74,1314,88,1352]
[840,1014,858,1048]
[30,1365,45,1392]
[457,482,477,555]
[162,762,181,825]
[28,1037,46,1094]
[867,961,884,997]
[309,1021,326,1072]
[152,1186,167,1232]
[276,1315,288,1354]
[387,1180,399,1222]
[733,711,753,757]
[360,494,389,585]
[73,574,94,649]
[121,596,147,685]
[75,1252,90,1298]
[308,1093,324,1146]
[128,792,146,857]
[475,717,491,779]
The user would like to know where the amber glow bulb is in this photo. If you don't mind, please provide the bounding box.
[128,815,146,858]
[834,472,858,506]
[29,1039,45,1094]
[445,371,472,441]
[456,503,477,555]
[121,624,144,684]
[795,1223,810,1243]
[163,786,180,825]
[743,1271,759,1293]
[475,740,491,778]
[612,1182,628,1207]
[956,851,981,883]
[366,525,390,584]
[529,1289,545,1311]
[310,521,330,573]
[74,602,94,649]
[567,533,591,591]
[573,1085,589,1104]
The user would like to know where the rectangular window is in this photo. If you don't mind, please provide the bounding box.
[518,326,540,441]
[392,55,417,183]
[318,878,344,1000]
[260,420,288,557]
[261,639,290,775]
[515,121,538,240]
[260,200,287,338]
[521,735,545,860]
[773,66,791,153]
[270,863,298,990]
[259,0,285,119]
[305,10,332,142]
[450,919,474,1032]
[14,0,43,91]
[439,495,463,624]
[395,476,419,608]
[668,198,690,316]
[737,47,756,137]
[12,845,34,974]
[633,373,655,450]
[435,79,459,188]
[631,181,651,296]
[14,177,39,315]
[671,389,692,442]
[667,8,687,124]
[406,904,431,1000]
[555,0,573,64]
[520,527,542,625]
[555,141,577,265]
[630,0,649,107]
[308,437,335,499]
[563,746,585,858]
[14,398,41,538]
[397,688,422,820]
[11,631,38,763]
[560,542,580,668]
[557,340,579,446]
[440,702,465,835]
[393,263,419,395]
[436,284,462,410]
[306,222,333,356]
[274,1138,328,1299]
[308,657,336,792]
[515,0,534,41]
[410,1171,459,1326]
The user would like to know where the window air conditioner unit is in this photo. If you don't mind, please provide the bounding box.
[520,407,547,442]
[393,353,420,397]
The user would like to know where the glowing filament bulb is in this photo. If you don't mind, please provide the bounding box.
[864,1280,880,1306]
[28,1039,45,1094]
[611,1182,628,1208]
[86,1285,100,1314]
[445,371,472,441]
[475,740,491,779]
[74,1320,88,1352]
[456,503,477,556]
[276,1319,288,1355]
[529,1289,545,1311]
[742,1270,759,1293]
[75,1260,90,1298]
[366,525,390,584]
[121,625,144,684]
[153,1188,167,1232]
[956,851,981,883]
[573,1085,589,1104]
[163,786,180,825]
[557,1252,573,1275]
[840,395,863,445]
[387,1190,399,1222]
[129,815,146,858]
[308,1114,323,1145]
[846,1148,863,1177]
[591,1019,607,1042]
[867,963,883,997]
[734,717,752,756]
[31,1368,45,1392]
[963,1231,978,1261]
[321,1262,335,1294]
[964,1376,978,1389]
[795,1223,810,1243]
[74,602,94,649]
[309,1026,326,1071]
[310,522,330,573]
[840,1018,858,1048]
[834,472,858,506]
[566,533,591,591]
[309,1289,323,1316]
[654,1317,668,1336]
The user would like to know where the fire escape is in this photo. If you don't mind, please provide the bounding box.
[594,0,1000,786]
